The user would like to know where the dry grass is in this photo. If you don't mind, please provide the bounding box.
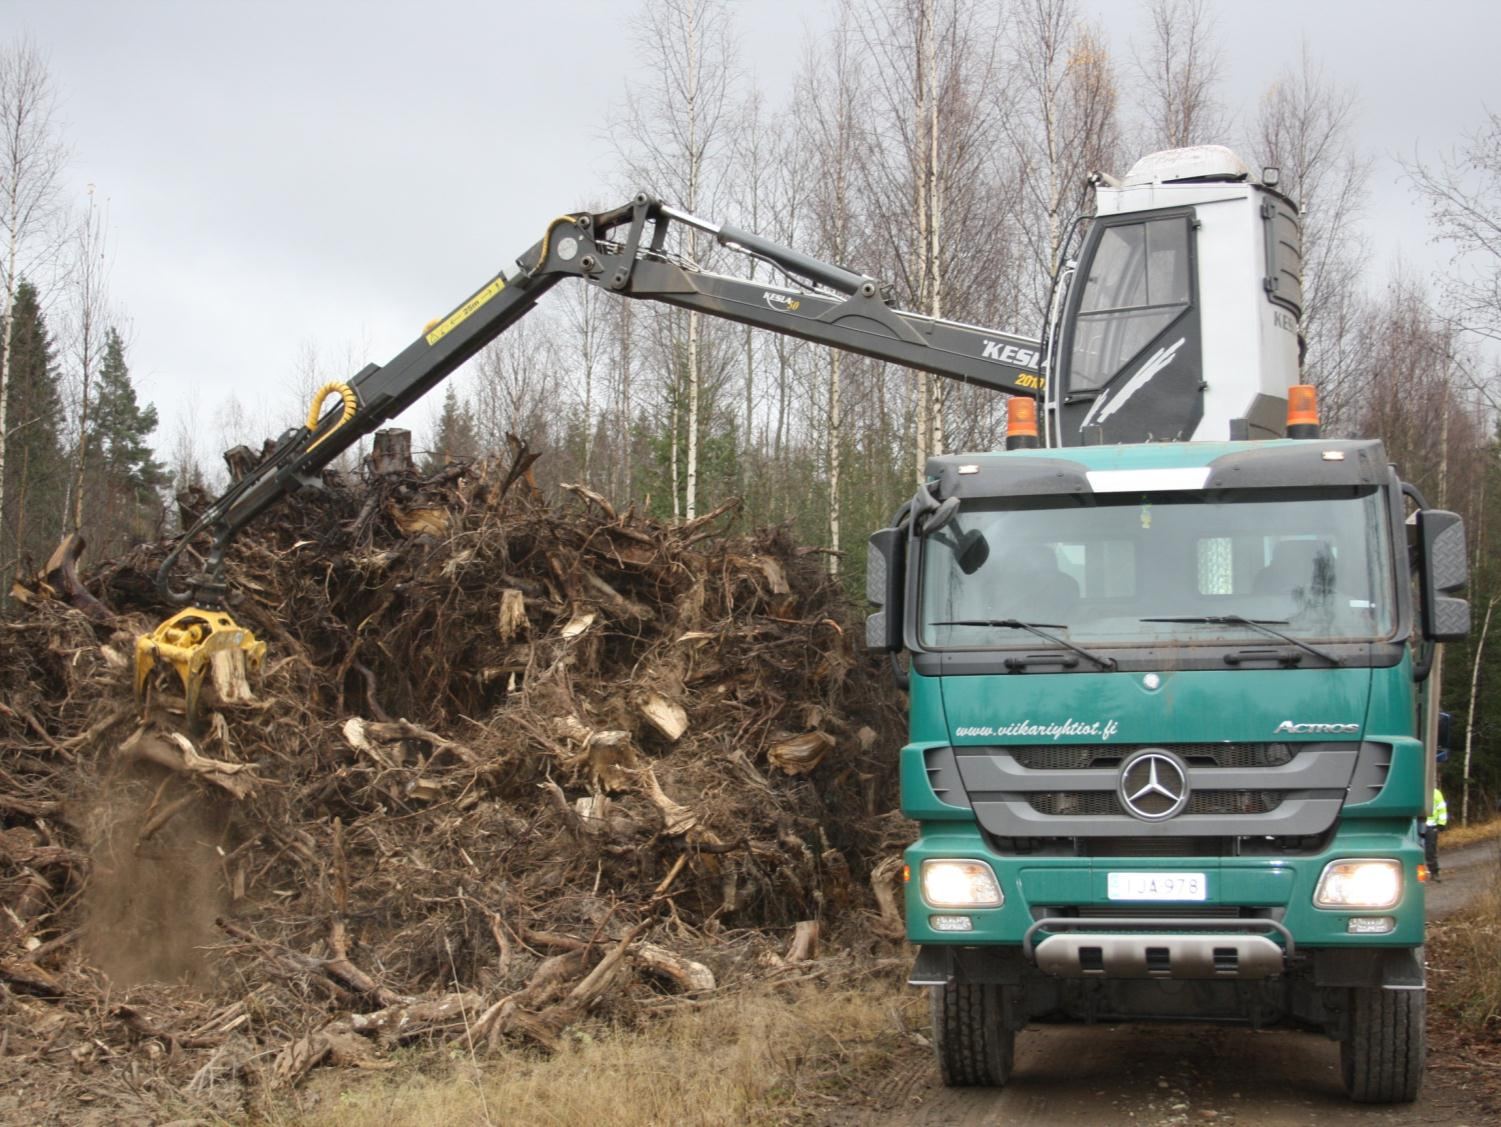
[1429,848,1501,1035]
[271,975,922,1127]
[1440,814,1501,849]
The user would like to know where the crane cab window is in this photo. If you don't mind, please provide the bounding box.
[1069,216,1192,392]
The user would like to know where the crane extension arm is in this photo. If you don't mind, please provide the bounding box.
[156,194,1041,608]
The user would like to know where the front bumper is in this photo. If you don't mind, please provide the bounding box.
[904,821,1427,964]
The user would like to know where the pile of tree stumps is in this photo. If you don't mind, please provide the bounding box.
[0,435,908,1119]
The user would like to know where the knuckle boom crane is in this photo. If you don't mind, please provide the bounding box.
[149,194,1044,610]
[136,189,1043,712]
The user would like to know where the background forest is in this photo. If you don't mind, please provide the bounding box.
[4,0,1501,813]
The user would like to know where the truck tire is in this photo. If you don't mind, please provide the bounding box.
[1339,986,1424,1103]
[930,982,1015,1087]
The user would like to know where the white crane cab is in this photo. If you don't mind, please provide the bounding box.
[1047,145,1304,447]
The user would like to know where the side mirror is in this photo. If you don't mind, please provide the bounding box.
[866,525,907,653]
[1417,510,1469,642]
[956,528,990,575]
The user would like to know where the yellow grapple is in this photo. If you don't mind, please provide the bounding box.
[134,607,266,723]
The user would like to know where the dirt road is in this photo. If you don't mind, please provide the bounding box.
[845,842,1497,1127]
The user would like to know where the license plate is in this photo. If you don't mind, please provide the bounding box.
[1107,872,1207,901]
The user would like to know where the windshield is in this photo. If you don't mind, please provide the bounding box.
[920,486,1394,650]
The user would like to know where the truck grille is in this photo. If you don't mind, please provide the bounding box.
[1009,743,1298,770]
[1027,790,1284,817]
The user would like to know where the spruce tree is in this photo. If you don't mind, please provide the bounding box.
[0,279,66,567]
[93,329,166,493]
[421,385,479,473]
[83,327,168,552]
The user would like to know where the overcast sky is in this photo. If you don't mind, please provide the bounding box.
[4,0,1499,466]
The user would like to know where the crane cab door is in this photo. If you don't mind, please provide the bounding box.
[1049,180,1303,448]
[1055,210,1202,445]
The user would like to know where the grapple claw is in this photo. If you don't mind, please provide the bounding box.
[134,608,266,725]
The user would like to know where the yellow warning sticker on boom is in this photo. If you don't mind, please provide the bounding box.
[425,277,506,346]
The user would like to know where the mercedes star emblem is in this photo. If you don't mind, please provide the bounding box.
[1118,750,1190,821]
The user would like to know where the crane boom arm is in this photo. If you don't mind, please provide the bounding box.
[159,195,1040,605]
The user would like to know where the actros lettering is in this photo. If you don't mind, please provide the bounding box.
[1274,721,1360,735]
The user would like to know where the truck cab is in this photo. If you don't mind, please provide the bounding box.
[869,433,1469,1103]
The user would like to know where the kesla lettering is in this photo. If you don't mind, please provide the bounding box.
[981,340,1040,368]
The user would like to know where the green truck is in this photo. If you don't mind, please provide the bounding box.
[864,147,1469,1105]
[149,144,1466,1104]
[864,145,1470,1104]
[870,432,1467,1104]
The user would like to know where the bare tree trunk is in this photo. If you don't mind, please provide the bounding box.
[912,0,935,484]
[619,299,633,501]
[1461,595,1495,825]
[686,310,700,519]
[828,350,842,577]
[68,187,109,531]
[924,0,944,465]
[0,40,68,560]
[669,387,680,520]
[680,3,704,521]
[582,300,594,485]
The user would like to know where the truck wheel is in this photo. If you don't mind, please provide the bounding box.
[1339,986,1424,1103]
[930,982,1015,1087]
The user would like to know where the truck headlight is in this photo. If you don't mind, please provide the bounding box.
[921,860,1003,908]
[1313,859,1402,909]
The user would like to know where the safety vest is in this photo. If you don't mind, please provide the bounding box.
[1427,788,1449,827]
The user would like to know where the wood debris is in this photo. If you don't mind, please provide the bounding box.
[0,437,909,1119]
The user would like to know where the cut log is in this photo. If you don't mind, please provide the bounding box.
[785,920,819,963]
[634,943,715,993]
[370,428,415,475]
[636,762,697,835]
[10,533,113,622]
[223,444,259,483]
[384,499,452,538]
[346,992,484,1040]
[767,731,835,776]
[869,855,906,940]
[560,609,596,639]
[121,727,256,799]
[497,589,527,641]
[638,692,688,742]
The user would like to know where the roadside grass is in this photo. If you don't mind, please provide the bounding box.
[1428,846,1501,1036]
[271,975,923,1127]
[1439,814,1501,850]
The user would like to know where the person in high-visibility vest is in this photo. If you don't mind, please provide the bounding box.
[1425,787,1449,881]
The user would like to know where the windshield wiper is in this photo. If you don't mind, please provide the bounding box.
[1139,616,1342,667]
[931,619,1118,670]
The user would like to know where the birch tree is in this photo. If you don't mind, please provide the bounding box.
[615,0,738,519]
[796,5,866,574]
[1133,0,1228,152]
[1403,109,1501,348]
[0,37,68,561]
[1253,45,1371,432]
[64,185,111,530]
[858,0,1007,481]
[1006,0,1120,324]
